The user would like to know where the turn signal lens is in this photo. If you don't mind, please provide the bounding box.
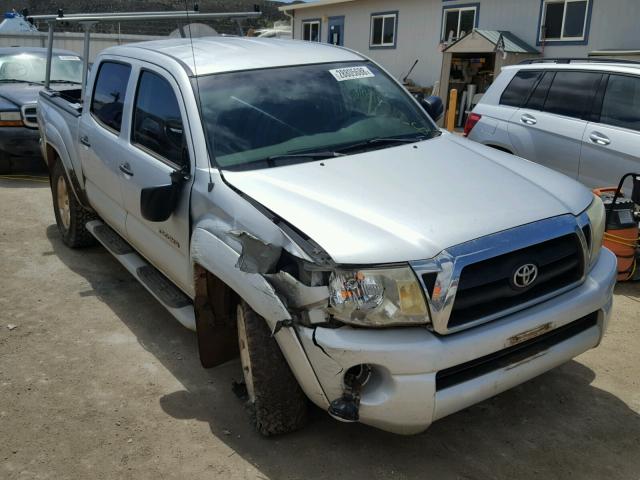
[0,111,23,127]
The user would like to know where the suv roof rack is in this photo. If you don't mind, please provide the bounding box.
[519,57,640,65]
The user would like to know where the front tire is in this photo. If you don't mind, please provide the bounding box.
[237,301,308,436]
[51,160,96,248]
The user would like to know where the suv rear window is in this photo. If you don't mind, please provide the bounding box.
[543,71,602,119]
[600,74,640,132]
[499,70,542,107]
[91,61,131,133]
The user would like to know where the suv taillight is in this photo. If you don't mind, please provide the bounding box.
[463,113,481,137]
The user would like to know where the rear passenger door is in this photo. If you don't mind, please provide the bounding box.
[579,73,640,189]
[80,60,133,235]
[506,70,602,179]
[120,66,194,295]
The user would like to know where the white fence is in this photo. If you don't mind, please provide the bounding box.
[0,31,161,60]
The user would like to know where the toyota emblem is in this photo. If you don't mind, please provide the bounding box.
[512,263,538,288]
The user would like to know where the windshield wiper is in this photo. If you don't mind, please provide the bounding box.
[266,151,345,162]
[48,80,82,85]
[226,151,345,171]
[0,79,42,84]
[334,135,428,154]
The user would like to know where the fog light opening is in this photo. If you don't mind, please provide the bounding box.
[327,364,372,423]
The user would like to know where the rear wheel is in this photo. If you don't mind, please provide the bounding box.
[237,301,308,436]
[51,161,97,248]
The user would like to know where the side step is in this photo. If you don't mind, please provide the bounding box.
[86,220,196,331]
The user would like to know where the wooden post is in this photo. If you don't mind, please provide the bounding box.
[446,88,457,132]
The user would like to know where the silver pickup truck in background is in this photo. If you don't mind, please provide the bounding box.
[38,36,617,436]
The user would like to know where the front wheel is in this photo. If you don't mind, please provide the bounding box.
[237,301,308,436]
[51,161,96,248]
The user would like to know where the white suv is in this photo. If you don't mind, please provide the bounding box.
[466,59,640,189]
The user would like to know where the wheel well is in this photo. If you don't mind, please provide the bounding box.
[486,144,513,154]
[45,143,59,170]
[193,264,240,368]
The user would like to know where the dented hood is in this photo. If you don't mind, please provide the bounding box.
[223,134,593,265]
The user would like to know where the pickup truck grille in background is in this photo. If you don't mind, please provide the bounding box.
[21,104,38,129]
[447,233,584,329]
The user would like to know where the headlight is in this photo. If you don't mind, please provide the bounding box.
[0,110,23,127]
[585,194,606,269]
[328,267,429,327]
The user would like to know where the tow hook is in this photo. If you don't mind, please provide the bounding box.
[327,364,372,423]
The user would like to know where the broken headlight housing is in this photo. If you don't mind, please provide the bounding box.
[585,194,606,270]
[328,267,429,327]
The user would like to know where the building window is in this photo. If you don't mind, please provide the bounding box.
[370,12,397,48]
[442,5,478,43]
[539,0,590,42]
[302,19,321,42]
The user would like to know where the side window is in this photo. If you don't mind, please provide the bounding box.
[543,71,602,119]
[525,71,555,111]
[132,71,186,166]
[370,12,397,48]
[600,75,640,132]
[499,70,542,107]
[91,61,131,133]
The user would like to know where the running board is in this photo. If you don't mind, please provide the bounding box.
[86,220,196,331]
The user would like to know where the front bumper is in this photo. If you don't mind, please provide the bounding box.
[294,248,617,434]
[0,127,41,158]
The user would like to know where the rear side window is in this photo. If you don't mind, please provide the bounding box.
[500,70,542,107]
[91,61,131,132]
[525,71,554,111]
[543,71,602,119]
[132,71,185,166]
[600,74,640,132]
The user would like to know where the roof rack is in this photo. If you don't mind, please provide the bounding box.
[31,7,262,96]
[519,57,640,65]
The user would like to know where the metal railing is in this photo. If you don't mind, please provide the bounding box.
[29,8,262,96]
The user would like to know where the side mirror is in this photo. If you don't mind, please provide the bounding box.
[420,95,444,122]
[140,167,188,222]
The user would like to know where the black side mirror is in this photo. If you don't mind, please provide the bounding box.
[420,95,444,122]
[140,167,189,223]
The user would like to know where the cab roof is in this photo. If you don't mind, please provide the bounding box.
[108,37,365,76]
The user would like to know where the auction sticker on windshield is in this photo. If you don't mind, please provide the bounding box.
[59,56,81,61]
[329,66,375,82]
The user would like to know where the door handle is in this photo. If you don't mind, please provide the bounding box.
[79,135,91,147]
[589,132,611,146]
[520,114,537,125]
[119,162,134,176]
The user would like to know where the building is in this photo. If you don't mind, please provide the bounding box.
[280,0,640,123]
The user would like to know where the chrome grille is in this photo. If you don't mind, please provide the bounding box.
[411,214,590,335]
[21,104,38,129]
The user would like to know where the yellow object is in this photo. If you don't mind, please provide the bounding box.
[446,89,457,132]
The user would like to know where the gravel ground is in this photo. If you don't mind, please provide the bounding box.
[1,176,639,480]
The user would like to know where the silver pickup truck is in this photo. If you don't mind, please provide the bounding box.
[38,37,617,436]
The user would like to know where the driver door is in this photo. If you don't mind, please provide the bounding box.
[120,65,194,295]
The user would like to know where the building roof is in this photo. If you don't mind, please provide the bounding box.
[280,0,357,12]
[113,37,364,76]
[444,30,539,54]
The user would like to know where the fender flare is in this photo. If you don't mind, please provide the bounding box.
[190,227,291,330]
[44,129,91,208]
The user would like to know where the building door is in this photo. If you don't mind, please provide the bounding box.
[328,16,344,46]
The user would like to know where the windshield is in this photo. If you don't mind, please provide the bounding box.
[196,61,438,170]
[0,52,83,84]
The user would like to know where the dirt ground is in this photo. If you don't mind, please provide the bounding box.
[1,176,639,480]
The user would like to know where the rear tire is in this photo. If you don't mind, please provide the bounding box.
[51,160,97,248]
[237,301,308,436]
